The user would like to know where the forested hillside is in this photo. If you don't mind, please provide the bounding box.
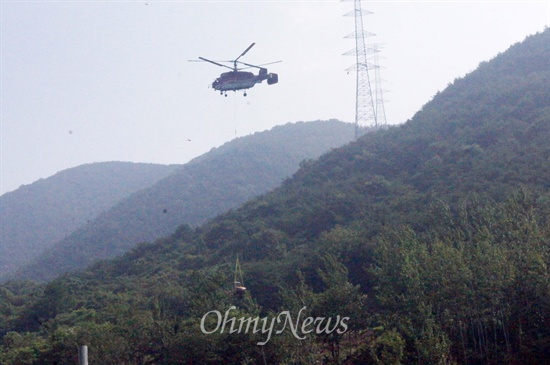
[1,30,548,364]
[0,162,178,278]
[9,120,355,282]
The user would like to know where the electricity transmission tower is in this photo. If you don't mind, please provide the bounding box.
[371,43,388,126]
[342,0,387,137]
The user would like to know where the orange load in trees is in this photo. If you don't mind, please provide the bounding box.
[234,257,246,295]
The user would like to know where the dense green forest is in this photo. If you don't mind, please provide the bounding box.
[7,120,355,283]
[1,30,549,364]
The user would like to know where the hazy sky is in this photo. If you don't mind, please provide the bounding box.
[1,0,548,195]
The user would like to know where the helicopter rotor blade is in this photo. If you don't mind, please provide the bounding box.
[235,42,255,63]
[237,60,282,69]
[197,57,234,70]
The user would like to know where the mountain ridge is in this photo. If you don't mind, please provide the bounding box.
[9,120,356,282]
[0,161,179,278]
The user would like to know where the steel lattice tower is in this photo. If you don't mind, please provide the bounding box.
[343,0,386,136]
[372,43,388,126]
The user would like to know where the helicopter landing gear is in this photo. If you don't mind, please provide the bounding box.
[243,91,247,97]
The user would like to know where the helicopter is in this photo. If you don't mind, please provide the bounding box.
[191,43,279,97]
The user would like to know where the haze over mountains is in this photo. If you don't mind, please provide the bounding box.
[0,30,548,364]
[0,162,178,278]
[3,120,355,282]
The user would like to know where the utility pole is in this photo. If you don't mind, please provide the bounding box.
[79,345,88,365]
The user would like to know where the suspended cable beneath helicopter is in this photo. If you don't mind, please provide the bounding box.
[234,93,238,137]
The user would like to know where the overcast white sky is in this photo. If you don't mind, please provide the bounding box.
[1,0,548,195]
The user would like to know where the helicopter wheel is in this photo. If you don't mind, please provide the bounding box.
[243,92,247,97]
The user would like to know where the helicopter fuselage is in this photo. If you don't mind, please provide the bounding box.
[212,69,277,92]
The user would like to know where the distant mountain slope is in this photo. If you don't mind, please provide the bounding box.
[0,162,178,278]
[11,120,355,281]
